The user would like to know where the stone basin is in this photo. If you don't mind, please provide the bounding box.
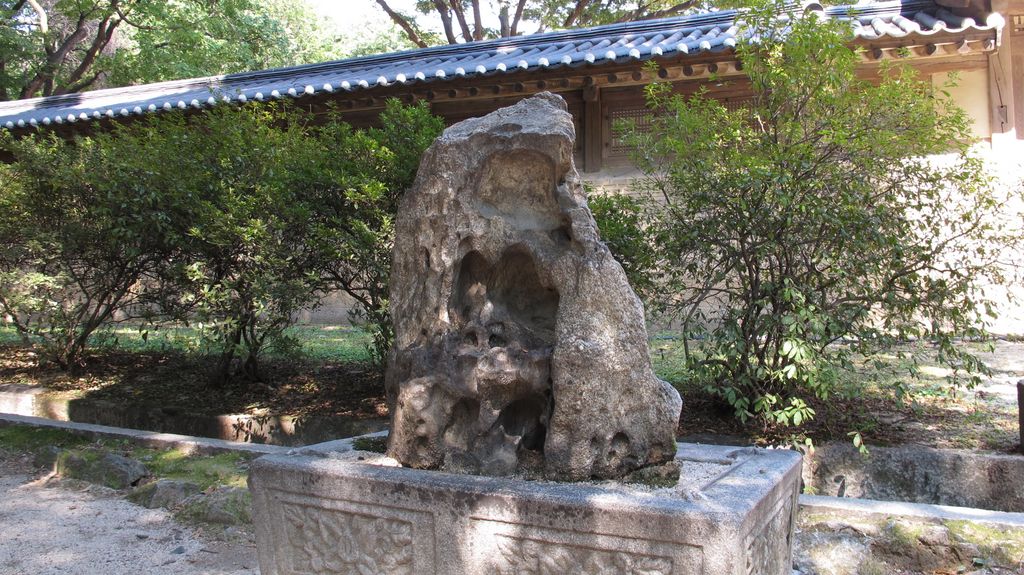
[249,440,801,575]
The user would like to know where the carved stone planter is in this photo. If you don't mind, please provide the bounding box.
[249,441,801,575]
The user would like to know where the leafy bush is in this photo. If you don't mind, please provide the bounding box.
[0,133,180,370]
[588,191,658,302]
[0,100,442,381]
[313,101,444,366]
[627,0,1023,429]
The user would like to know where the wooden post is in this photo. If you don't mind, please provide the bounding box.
[583,86,602,173]
[1018,379,1023,454]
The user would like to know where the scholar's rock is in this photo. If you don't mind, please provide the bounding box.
[385,92,681,481]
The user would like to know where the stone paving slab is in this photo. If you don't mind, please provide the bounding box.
[800,494,1024,529]
[0,413,289,456]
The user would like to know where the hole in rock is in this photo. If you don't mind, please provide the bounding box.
[451,247,558,344]
[609,432,630,459]
[444,398,481,451]
[495,398,547,451]
[548,226,572,246]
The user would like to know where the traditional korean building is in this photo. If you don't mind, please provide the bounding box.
[2,0,1018,166]
[1,0,1021,328]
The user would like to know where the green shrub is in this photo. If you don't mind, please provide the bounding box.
[589,192,658,303]
[0,100,442,381]
[626,0,1022,429]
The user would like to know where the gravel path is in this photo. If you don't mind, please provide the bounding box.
[0,454,257,575]
[977,340,1024,404]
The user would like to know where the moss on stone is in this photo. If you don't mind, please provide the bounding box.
[351,435,388,453]
[130,447,252,489]
[884,519,928,556]
[943,519,1024,565]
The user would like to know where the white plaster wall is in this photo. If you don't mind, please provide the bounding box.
[933,69,992,142]
[972,149,1024,336]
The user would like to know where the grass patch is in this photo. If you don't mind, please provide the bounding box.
[0,326,388,419]
[650,338,1021,450]
[0,323,373,363]
[0,326,23,346]
[0,425,91,452]
[131,447,253,489]
[0,424,251,490]
[351,435,388,453]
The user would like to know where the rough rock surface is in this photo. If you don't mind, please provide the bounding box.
[180,486,252,525]
[385,92,682,480]
[57,451,150,489]
[129,479,202,509]
[804,442,1024,512]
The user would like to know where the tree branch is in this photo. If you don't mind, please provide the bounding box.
[620,1,698,23]
[510,0,527,35]
[58,71,103,94]
[25,0,47,34]
[563,0,591,28]
[20,10,92,98]
[445,0,472,42]
[469,0,484,40]
[113,0,157,31]
[374,0,429,48]
[57,14,121,94]
[431,0,458,44]
[499,4,509,37]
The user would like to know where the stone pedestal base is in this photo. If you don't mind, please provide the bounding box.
[249,441,801,575]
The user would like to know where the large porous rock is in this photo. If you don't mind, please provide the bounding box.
[386,92,682,481]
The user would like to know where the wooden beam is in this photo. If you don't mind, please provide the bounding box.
[583,87,602,173]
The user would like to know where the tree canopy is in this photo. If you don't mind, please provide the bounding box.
[0,0,342,101]
[374,0,703,47]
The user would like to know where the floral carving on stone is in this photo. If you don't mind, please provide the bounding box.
[491,535,673,575]
[745,494,796,575]
[282,503,414,575]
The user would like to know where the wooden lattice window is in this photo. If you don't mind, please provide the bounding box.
[608,108,652,157]
[1012,14,1024,36]
[606,97,757,158]
[722,96,756,111]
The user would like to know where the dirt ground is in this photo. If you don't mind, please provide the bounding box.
[0,452,257,575]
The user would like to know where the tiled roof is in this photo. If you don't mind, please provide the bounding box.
[0,0,1003,131]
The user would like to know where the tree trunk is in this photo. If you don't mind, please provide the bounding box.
[212,325,243,386]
